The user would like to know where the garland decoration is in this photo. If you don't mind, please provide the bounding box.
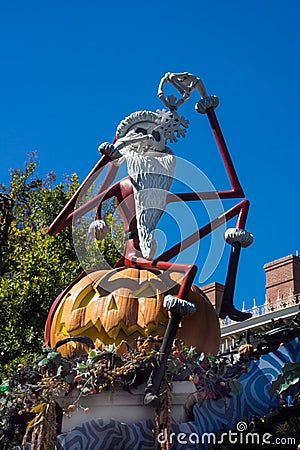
[0,314,299,448]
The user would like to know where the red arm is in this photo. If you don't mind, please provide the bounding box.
[48,137,120,236]
[167,107,245,204]
[58,178,122,230]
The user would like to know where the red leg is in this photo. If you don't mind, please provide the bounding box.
[235,198,249,229]
[157,199,250,262]
[219,200,253,321]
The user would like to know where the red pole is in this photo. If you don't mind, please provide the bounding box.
[206,108,245,198]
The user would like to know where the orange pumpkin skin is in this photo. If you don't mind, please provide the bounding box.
[46,268,220,356]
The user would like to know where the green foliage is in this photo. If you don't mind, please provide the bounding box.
[269,362,300,398]
[0,155,80,379]
[0,155,120,380]
[0,336,247,447]
[0,338,158,447]
[167,340,245,400]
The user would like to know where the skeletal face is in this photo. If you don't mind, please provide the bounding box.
[127,121,166,153]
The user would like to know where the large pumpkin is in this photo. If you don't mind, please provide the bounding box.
[45,267,220,356]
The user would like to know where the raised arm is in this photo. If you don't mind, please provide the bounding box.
[156,72,245,204]
[167,105,244,204]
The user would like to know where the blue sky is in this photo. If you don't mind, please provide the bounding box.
[1,1,300,310]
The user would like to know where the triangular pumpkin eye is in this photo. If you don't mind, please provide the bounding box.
[108,296,118,310]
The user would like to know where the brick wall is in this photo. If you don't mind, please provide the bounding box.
[201,282,224,314]
[264,254,300,305]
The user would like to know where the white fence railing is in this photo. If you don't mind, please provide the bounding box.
[220,294,300,327]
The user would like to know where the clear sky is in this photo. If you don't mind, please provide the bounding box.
[1,1,300,311]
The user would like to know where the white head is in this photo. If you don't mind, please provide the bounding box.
[116,109,189,154]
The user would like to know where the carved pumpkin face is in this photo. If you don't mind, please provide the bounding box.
[46,268,220,356]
